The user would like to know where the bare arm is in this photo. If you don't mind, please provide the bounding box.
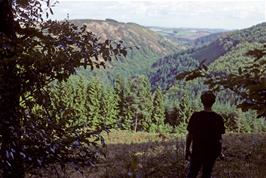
[186,112,196,160]
[219,135,225,160]
[185,132,193,160]
[219,116,225,159]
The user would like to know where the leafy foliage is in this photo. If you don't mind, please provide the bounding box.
[0,0,128,177]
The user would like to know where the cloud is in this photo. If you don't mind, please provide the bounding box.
[51,1,266,29]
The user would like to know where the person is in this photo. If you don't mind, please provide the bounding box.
[185,91,225,178]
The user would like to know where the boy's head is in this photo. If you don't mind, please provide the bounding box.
[201,91,216,108]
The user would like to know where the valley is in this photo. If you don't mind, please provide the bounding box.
[55,19,266,135]
[2,1,266,178]
[70,19,227,83]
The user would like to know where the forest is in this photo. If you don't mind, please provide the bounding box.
[0,0,265,178]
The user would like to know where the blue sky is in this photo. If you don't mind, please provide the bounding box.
[51,0,266,30]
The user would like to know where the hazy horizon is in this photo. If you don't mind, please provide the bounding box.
[51,0,266,30]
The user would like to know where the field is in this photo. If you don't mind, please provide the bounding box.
[31,131,266,178]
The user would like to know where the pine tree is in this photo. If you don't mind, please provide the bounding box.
[114,77,133,130]
[85,78,102,128]
[130,76,153,131]
[178,91,193,123]
[99,87,118,129]
[45,77,92,128]
[151,88,165,132]
[72,76,87,124]
[49,80,79,123]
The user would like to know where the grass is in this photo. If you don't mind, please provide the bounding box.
[27,131,266,178]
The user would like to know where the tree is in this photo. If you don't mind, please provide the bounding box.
[0,0,127,177]
[48,77,88,126]
[48,79,79,123]
[99,85,118,128]
[114,77,133,130]
[130,76,153,131]
[150,88,165,132]
[85,79,102,128]
[178,91,193,123]
[72,76,88,123]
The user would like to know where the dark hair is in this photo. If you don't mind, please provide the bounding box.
[201,91,216,107]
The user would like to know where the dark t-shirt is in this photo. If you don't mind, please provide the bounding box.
[187,111,225,158]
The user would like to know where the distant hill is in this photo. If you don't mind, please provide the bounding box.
[70,19,183,81]
[148,26,226,47]
[72,19,182,55]
[149,22,266,90]
[193,32,226,47]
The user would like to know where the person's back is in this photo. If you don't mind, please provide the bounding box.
[188,111,224,159]
[185,91,225,178]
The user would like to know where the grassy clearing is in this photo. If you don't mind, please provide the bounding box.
[27,131,266,178]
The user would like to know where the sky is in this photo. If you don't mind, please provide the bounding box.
[50,0,266,30]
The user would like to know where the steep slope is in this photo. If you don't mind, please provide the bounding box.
[149,22,266,90]
[75,19,180,55]
[208,42,265,74]
[70,19,183,81]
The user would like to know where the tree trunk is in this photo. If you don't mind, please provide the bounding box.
[0,0,25,177]
[134,114,138,132]
[0,65,25,178]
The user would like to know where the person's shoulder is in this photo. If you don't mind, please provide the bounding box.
[211,111,224,120]
[192,111,200,115]
[213,111,222,117]
[191,111,201,118]
[189,111,200,121]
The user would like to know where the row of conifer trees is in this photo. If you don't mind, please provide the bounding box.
[48,75,167,132]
